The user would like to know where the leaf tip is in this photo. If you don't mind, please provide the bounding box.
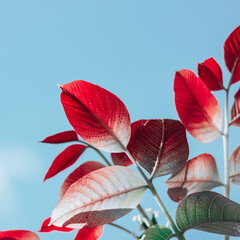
[57,83,63,90]
[175,70,182,77]
[43,175,48,183]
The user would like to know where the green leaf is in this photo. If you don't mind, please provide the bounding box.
[141,225,173,240]
[176,191,240,236]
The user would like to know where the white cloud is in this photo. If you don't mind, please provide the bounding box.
[0,146,41,219]
[0,166,18,218]
[1,147,41,180]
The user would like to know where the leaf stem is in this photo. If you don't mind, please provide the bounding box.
[108,223,139,239]
[124,149,185,240]
[122,148,150,183]
[222,60,238,240]
[137,204,153,227]
[148,183,185,240]
[223,88,230,240]
[223,88,230,199]
[78,140,112,166]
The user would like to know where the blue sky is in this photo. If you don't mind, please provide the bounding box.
[0,1,239,239]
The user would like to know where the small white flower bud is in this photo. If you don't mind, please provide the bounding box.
[153,211,160,218]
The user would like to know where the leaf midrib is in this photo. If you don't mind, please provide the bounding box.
[150,119,165,180]
[56,184,147,225]
[181,220,240,233]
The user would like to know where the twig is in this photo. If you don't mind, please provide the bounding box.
[108,223,139,239]
[78,140,112,166]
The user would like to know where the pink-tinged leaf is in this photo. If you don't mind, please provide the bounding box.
[229,146,240,185]
[174,69,222,143]
[0,230,39,240]
[60,80,131,153]
[74,226,103,240]
[50,166,147,229]
[132,119,189,179]
[59,161,105,199]
[198,57,224,91]
[166,153,222,202]
[111,120,148,166]
[230,88,240,126]
[39,217,73,232]
[44,144,86,181]
[40,130,79,144]
[224,25,240,84]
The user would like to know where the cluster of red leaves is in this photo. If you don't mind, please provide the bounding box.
[174,25,240,142]
[167,25,240,202]
[37,80,190,239]
[167,27,240,202]
[2,26,240,240]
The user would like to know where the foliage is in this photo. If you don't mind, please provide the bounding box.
[1,26,240,240]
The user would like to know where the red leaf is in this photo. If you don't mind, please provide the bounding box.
[74,226,103,240]
[111,151,131,167]
[111,120,148,166]
[40,130,78,144]
[59,161,105,199]
[224,25,240,84]
[44,144,86,181]
[39,217,73,232]
[132,119,189,179]
[174,69,222,143]
[198,57,224,90]
[229,146,240,185]
[50,166,147,229]
[166,153,222,202]
[60,80,131,153]
[0,230,39,240]
[230,88,240,126]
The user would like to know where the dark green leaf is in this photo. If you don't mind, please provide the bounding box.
[176,191,240,236]
[141,225,173,240]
